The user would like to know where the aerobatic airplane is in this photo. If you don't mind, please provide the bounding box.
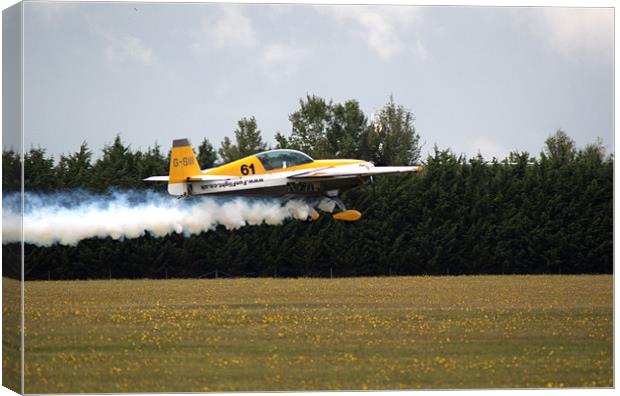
[145,138,423,221]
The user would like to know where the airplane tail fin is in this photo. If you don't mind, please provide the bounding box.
[168,138,202,196]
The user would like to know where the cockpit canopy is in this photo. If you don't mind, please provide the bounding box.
[256,149,314,170]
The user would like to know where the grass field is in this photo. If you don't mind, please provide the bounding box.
[13,275,613,392]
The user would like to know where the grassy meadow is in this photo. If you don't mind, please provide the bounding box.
[2,277,21,393]
[13,275,613,392]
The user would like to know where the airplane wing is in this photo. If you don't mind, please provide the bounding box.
[186,175,235,182]
[288,165,423,180]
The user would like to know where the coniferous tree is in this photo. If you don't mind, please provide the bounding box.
[218,137,240,163]
[235,117,267,157]
[90,135,136,191]
[218,117,267,162]
[135,143,167,191]
[24,147,56,191]
[56,142,93,190]
[196,138,217,168]
[2,149,21,192]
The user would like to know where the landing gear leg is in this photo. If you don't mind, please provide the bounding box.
[331,196,347,212]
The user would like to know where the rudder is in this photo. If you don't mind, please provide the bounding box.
[169,138,201,196]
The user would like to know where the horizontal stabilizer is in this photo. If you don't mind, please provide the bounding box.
[144,175,235,183]
[186,175,234,182]
[144,176,169,182]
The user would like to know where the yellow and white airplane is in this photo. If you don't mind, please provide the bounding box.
[145,138,423,221]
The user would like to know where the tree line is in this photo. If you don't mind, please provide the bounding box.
[2,95,613,279]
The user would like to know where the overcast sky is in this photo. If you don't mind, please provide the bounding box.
[10,2,615,161]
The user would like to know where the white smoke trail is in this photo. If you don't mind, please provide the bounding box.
[2,190,312,247]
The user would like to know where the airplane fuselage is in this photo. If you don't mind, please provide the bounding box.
[187,162,372,198]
